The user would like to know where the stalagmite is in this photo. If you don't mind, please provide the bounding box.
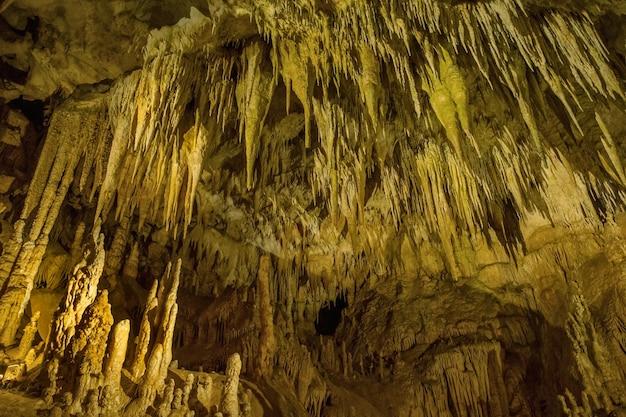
[68,360,91,415]
[182,374,194,408]
[68,222,87,272]
[158,260,181,382]
[103,319,131,394]
[159,302,178,382]
[84,389,101,416]
[130,279,158,380]
[194,374,213,412]
[47,231,106,357]
[67,289,114,395]
[241,389,252,417]
[256,254,276,379]
[220,353,242,417]
[125,343,163,417]
[15,310,39,360]
[101,384,122,417]
[157,379,175,417]
[42,358,59,407]
[562,295,620,415]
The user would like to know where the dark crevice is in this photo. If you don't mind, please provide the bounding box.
[8,97,44,130]
[0,60,28,85]
[315,295,347,336]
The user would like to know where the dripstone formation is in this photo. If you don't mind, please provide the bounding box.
[1,0,626,416]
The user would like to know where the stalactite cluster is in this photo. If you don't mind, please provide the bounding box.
[0,0,625,416]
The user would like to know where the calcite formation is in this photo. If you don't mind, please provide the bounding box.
[0,0,625,416]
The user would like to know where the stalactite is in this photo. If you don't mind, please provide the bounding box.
[358,41,381,131]
[0,240,36,346]
[278,39,314,148]
[297,356,315,404]
[596,112,626,187]
[0,219,24,290]
[236,39,276,190]
[96,34,221,236]
[423,67,463,156]
[313,99,340,226]
[501,54,544,157]
[440,48,470,139]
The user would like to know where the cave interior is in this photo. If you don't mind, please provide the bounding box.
[1,0,626,416]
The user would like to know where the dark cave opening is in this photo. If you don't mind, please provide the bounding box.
[7,97,45,130]
[315,295,347,336]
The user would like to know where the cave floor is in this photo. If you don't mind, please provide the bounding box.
[0,389,40,416]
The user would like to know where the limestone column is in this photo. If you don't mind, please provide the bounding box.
[16,310,40,360]
[124,343,163,417]
[103,319,130,392]
[220,353,242,417]
[68,290,114,376]
[157,259,181,382]
[159,302,178,382]
[46,232,106,357]
[256,254,275,379]
[0,99,106,347]
[130,279,158,380]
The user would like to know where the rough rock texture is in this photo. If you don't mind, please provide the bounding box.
[1,0,626,416]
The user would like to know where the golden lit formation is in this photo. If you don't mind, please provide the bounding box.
[0,0,625,416]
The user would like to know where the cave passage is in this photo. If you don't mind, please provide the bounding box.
[315,296,347,336]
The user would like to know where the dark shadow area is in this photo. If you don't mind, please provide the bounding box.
[8,97,45,130]
[315,295,347,336]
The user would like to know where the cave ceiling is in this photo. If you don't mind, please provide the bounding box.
[1,0,626,416]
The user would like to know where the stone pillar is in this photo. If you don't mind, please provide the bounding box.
[124,343,163,417]
[103,319,130,392]
[130,279,158,380]
[46,233,106,357]
[256,254,275,379]
[220,353,242,417]
[16,310,40,360]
